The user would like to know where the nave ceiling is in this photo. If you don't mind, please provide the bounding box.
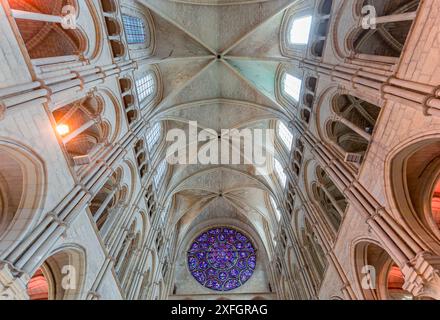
[141,0,302,251]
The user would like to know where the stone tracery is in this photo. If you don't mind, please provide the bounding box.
[187,227,257,292]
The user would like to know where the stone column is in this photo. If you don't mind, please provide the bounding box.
[93,188,119,224]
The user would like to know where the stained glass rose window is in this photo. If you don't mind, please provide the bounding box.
[187,227,256,291]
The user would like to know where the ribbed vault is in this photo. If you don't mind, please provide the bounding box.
[138,0,301,292]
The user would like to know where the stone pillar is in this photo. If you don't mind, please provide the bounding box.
[10,9,64,24]
[333,116,372,141]
[374,12,418,24]
[93,188,119,224]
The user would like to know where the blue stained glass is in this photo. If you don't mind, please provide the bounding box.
[237,259,247,269]
[187,227,256,291]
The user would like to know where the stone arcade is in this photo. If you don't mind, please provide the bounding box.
[1,0,440,300]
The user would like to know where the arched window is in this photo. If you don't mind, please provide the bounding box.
[146,122,161,151]
[274,159,287,187]
[136,72,156,103]
[154,160,167,189]
[122,15,146,44]
[289,16,313,45]
[139,267,152,300]
[270,196,281,221]
[283,73,302,102]
[278,121,293,151]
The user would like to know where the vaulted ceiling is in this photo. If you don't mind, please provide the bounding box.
[139,0,300,253]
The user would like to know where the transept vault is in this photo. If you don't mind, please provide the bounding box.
[1,0,440,301]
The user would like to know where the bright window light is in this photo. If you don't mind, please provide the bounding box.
[284,73,302,101]
[56,124,70,136]
[122,15,146,44]
[154,160,167,189]
[274,159,287,187]
[278,121,293,150]
[136,73,155,102]
[146,122,161,151]
[270,196,281,221]
[289,16,312,45]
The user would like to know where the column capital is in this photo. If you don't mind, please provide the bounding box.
[0,260,26,278]
[402,251,440,300]
[46,212,70,229]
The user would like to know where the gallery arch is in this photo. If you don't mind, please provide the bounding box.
[101,0,117,14]
[326,94,380,165]
[297,213,327,288]
[114,220,142,290]
[287,248,308,299]
[311,166,348,235]
[309,0,333,59]
[119,77,140,126]
[0,141,45,249]
[390,138,440,246]
[138,256,153,300]
[52,94,109,167]
[134,139,148,180]
[88,169,126,237]
[350,0,420,62]
[26,247,85,300]
[353,241,415,300]
[7,0,86,60]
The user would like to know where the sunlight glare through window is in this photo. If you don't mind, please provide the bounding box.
[278,121,293,150]
[284,74,302,101]
[290,16,312,45]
